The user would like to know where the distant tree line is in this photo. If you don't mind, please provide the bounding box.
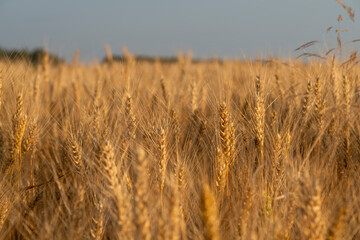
[0,47,64,65]
[102,54,222,64]
[0,46,223,65]
[103,55,178,64]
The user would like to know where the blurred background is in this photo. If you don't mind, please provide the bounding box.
[0,0,359,62]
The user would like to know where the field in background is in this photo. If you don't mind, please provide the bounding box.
[0,51,359,240]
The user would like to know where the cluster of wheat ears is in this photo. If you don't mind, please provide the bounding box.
[0,49,359,240]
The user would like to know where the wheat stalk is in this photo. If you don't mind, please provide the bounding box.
[134,146,151,240]
[160,77,169,106]
[9,94,27,185]
[302,79,312,117]
[125,94,137,139]
[191,79,198,113]
[43,51,49,83]
[105,44,113,64]
[159,127,167,210]
[90,202,104,240]
[314,77,324,130]
[219,102,230,194]
[215,147,226,194]
[100,140,133,238]
[238,186,254,239]
[298,177,324,240]
[343,75,351,170]
[255,76,265,174]
[69,137,82,175]
[200,184,220,240]
[275,72,285,101]
[22,121,37,154]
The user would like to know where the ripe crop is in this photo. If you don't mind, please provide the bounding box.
[0,51,359,239]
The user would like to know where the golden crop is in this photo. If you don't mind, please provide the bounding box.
[0,51,359,239]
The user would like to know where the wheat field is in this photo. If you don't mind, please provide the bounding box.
[0,50,359,240]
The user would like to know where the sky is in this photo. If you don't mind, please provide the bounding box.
[1,0,360,62]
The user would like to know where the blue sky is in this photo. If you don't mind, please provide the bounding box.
[0,0,359,62]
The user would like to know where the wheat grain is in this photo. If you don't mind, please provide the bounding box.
[201,184,220,240]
